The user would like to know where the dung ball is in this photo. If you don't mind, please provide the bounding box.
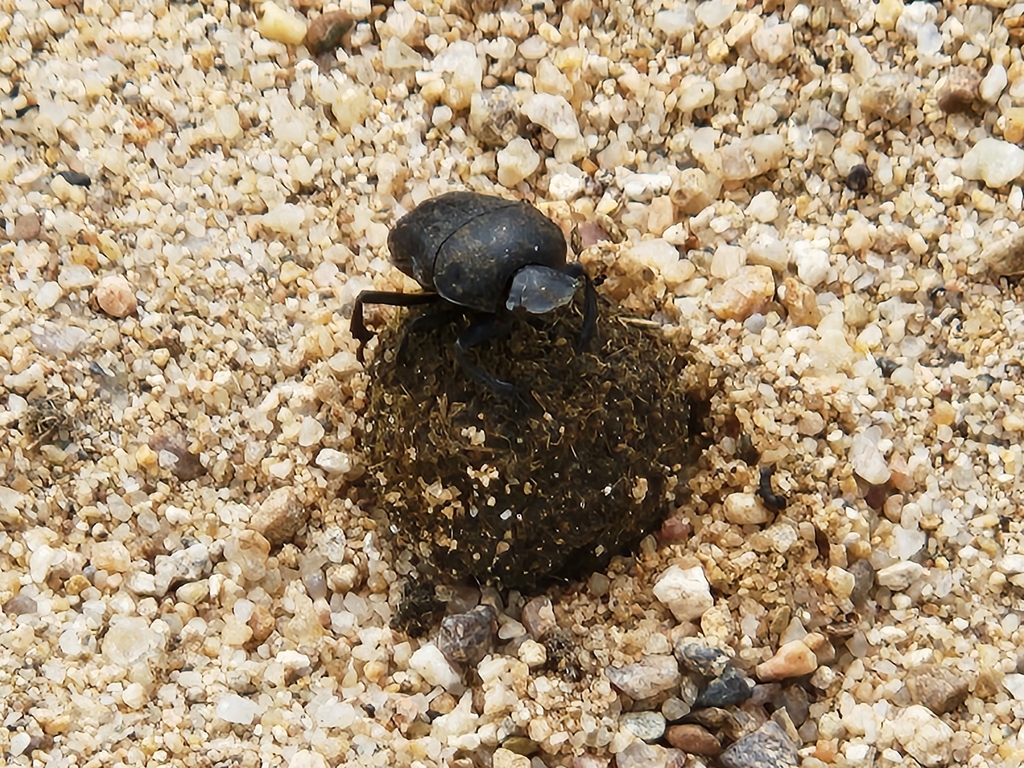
[361,301,694,591]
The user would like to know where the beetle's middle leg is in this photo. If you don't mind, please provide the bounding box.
[454,315,515,396]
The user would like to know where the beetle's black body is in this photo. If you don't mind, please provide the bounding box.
[352,191,597,394]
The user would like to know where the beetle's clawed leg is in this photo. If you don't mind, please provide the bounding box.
[351,290,443,362]
[563,262,598,352]
[454,315,516,397]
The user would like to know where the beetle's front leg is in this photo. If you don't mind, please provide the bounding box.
[351,290,442,361]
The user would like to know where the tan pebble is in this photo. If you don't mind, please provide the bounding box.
[814,739,839,762]
[665,724,721,756]
[723,492,770,525]
[981,227,1024,277]
[305,11,354,56]
[647,195,676,236]
[779,277,821,326]
[826,566,855,600]
[13,212,41,240]
[247,603,276,644]
[707,265,775,321]
[94,274,137,318]
[251,487,308,546]
[671,167,720,214]
[493,748,531,768]
[906,663,970,715]
[71,244,99,271]
[135,443,158,469]
[1004,107,1024,145]
[33,708,72,736]
[756,638,819,681]
[279,261,307,284]
[65,573,91,595]
[932,399,956,426]
[937,66,980,115]
[256,1,307,45]
[90,540,132,573]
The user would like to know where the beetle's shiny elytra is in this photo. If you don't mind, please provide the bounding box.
[352,191,598,395]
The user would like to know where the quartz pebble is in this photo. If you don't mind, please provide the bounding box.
[723,492,770,525]
[877,561,924,591]
[756,639,819,681]
[216,693,260,725]
[3,594,38,616]
[94,275,137,318]
[409,643,461,690]
[850,427,891,485]
[826,566,856,600]
[91,540,132,573]
[1002,674,1024,700]
[497,138,541,188]
[522,93,580,140]
[606,655,681,700]
[102,616,164,666]
[621,711,666,742]
[961,138,1024,188]
[891,705,954,768]
[792,243,831,287]
[653,565,714,621]
[315,448,352,474]
[751,22,794,63]
[34,281,62,310]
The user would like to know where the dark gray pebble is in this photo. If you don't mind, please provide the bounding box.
[694,665,754,708]
[719,721,799,768]
[57,170,92,187]
[437,604,497,666]
[675,638,730,677]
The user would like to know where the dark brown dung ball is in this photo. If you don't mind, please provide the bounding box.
[362,301,693,591]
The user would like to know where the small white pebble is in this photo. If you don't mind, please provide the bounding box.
[33,281,62,310]
[652,564,713,621]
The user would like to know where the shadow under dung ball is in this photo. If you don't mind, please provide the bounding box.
[362,302,693,590]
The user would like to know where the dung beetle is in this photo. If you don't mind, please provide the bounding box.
[352,191,598,395]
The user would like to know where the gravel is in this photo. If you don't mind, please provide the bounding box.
[2,0,1023,766]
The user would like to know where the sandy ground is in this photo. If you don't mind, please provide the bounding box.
[3,0,1024,766]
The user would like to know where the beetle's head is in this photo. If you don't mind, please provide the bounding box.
[505,265,580,315]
